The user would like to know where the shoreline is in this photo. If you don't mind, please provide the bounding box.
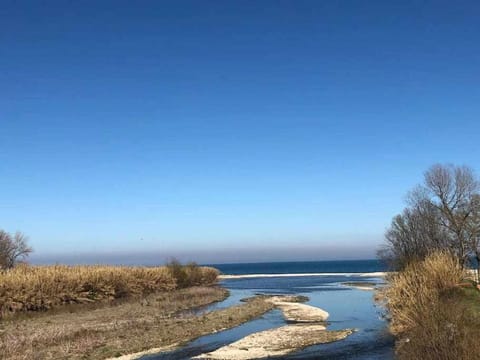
[2,271,388,359]
[117,295,347,360]
[219,271,387,279]
[1,287,233,359]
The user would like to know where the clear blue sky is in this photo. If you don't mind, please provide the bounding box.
[1,1,479,264]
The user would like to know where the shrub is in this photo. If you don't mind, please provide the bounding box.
[199,266,220,285]
[166,259,219,288]
[166,259,189,288]
[385,251,480,359]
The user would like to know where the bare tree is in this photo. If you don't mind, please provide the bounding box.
[379,164,480,270]
[378,199,448,269]
[422,164,479,266]
[0,230,32,269]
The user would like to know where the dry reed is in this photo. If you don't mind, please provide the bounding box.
[385,251,480,360]
[0,264,219,316]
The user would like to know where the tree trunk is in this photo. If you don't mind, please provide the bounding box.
[476,254,480,284]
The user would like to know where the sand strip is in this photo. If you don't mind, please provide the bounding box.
[266,296,329,322]
[194,325,353,359]
[219,272,387,279]
[341,281,379,291]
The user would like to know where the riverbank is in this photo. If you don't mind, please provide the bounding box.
[1,266,390,359]
[112,294,353,360]
[0,286,231,359]
[2,287,344,360]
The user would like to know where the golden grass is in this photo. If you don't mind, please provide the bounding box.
[385,251,465,335]
[0,264,219,316]
[384,251,480,360]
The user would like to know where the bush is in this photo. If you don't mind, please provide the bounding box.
[385,251,464,335]
[385,251,480,359]
[166,259,219,288]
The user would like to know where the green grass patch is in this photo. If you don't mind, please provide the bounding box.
[461,287,480,314]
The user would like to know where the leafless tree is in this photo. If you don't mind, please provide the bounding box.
[378,199,448,269]
[422,164,479,266]
[0,230,32,269]
[379,164,480,270]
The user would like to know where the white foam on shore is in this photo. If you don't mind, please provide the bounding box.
[218,272,387,280]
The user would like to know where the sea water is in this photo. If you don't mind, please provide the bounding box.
[212,259,386,275]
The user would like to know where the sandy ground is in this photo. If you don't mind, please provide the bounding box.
[218,272,387,279]
[266,296,329,322]
[194,325,353,359]
[106,344,179,360]
[341,281,378,291]
[349,285,375,290]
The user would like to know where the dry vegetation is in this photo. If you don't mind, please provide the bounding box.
[0,289,278,360]
[0,263,219,316]
[384,252,480,360]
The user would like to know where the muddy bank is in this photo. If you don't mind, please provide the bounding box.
[2,287,277,360]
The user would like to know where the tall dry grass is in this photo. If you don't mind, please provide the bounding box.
[385,251,480,360]
[0,264,219,316]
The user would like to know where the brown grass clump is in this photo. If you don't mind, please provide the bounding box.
[385,251,480,360]
[0,264,219,316]
[385,251,464,335]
